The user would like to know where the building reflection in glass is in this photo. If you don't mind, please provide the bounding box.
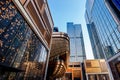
[0,0,48,79]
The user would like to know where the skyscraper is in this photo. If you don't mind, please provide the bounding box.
[85,0,120,80]
[66,22,86,80]
[85,13,105,59]
[67,22,86,62]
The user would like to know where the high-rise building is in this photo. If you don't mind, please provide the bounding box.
[67,22,86,62]
[85,20,105,59]
[66,22,86,80]
[85,0,120,80]
[105,0,120,30]
[0,0,53,80]
[85,0,105,59]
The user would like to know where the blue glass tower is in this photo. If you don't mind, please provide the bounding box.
[85,0,120,80]
[67,22,86,62]
[86,23,105,59]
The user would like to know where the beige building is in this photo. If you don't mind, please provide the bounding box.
[84,59,110,80]
[64,62,82,80]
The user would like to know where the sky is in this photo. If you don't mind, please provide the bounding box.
[47,0,94,59]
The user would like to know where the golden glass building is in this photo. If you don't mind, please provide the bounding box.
[0,0,53,80]
[47,32,70,80]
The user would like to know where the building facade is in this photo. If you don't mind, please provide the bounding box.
[64,62,82,80]
[85,21,105,59]
[0,0,53,80]
[66,22,86,80]
[85,0,120,80]
[67,22,86,62]
[47,32,70,80]
[84,59,110,80]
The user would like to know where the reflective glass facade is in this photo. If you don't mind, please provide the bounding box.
[86,23,105,59]
[67,22,86,62]
[47,32,70,79]
[91,0,120,59]
[0,0,48,79]
[105,0,120,31]
[112,0,120,11]
[85,8,105,59]
[85,0,120,79]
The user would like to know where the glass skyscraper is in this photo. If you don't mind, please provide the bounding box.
[86,23,105,59]
[85,0,120,80]
[67,22,86,62]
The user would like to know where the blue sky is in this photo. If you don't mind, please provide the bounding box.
[47,0,94,59]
